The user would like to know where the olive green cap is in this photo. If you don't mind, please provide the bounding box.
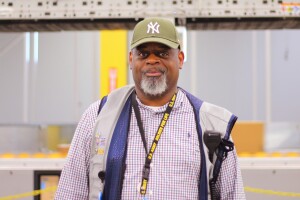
[130,18,181,50]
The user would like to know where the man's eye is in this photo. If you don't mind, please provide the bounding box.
[159,52,169,57]
[138,52,148,58]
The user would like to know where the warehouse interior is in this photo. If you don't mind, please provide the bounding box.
[1,0,300,199]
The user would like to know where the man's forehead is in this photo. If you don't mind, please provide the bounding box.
[136,42,171,50]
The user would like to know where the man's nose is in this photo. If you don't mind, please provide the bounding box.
[146,53,160,65]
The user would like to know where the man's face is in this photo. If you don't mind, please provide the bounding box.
[129,42,184,97]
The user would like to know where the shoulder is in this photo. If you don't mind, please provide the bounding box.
[179,88,236,133]
[76,100,102,136]
[106,84,135,101]
[82,100,102,119]
[179,88,203,104]
[200,102,237,139]
[179,88,234,122]
[70,100,102,149]
[200,102,234,124]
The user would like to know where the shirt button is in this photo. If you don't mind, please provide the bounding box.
[149,190,153,196]
[137,182,141,192]
[150,163,154,168]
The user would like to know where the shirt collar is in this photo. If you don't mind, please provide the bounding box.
[135,88,185,113]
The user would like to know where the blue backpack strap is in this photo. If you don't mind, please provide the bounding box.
[102,96,132,200]
[210,115,237,200]
[97,96,108,116]
[183,91,208,200]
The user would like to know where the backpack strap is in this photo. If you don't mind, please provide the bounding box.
[89,84,135,200]
[97,96,108,116]
[182,88,237,200]
[209,115,236,200]
[183,91,208,200]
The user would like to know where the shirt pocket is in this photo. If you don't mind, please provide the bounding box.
[162,128,201,175]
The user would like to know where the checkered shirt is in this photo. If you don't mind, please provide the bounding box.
[55,89,246,200]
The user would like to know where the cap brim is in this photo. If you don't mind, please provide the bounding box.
[130,37,180,49]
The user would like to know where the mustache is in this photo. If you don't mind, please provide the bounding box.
[142,67,166,74]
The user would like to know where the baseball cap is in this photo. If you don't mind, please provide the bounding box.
[130,18,181,50]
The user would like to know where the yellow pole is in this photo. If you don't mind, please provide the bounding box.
[100,30,128,97]
[46,125,60,151]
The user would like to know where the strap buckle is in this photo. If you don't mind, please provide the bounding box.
[142,164,151,180]
[218,139,234,160]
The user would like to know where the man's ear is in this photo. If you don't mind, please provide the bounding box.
[129,51,133,69]
[178,51,185,69]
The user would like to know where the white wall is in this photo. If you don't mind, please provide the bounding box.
[0,31,100,124]
[0,34,25,123]
[1,29,300,124]
[271,30,300,122]
[179,29,300,122]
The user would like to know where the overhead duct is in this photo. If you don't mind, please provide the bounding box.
[182,17,300,30]
[0,0,300,31]
[0,19,140,32]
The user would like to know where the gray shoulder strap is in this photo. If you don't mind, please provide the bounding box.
[200,101,237,200]
[89,84,135,200]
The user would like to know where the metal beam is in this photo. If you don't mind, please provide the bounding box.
[1,0,300,31]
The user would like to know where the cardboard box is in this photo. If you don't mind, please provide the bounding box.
[231,121,264,154]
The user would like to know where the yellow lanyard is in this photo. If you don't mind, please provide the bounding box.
[131,92,177,195]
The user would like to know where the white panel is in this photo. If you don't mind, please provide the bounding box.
[0,170,33,200]
[271,30,300,121]
[0,0,300,19]
[0,33,25,124]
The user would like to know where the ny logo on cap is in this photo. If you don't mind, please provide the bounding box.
[147,22,160,34]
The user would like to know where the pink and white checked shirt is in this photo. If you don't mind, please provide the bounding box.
[55,89,246,200]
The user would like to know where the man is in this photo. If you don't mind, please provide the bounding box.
[55,17,246,200]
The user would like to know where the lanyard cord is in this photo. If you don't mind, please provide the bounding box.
[131,91,177,195]
[132,92,148,154]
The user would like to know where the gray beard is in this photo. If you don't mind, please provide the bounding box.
[140,73,167,96]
